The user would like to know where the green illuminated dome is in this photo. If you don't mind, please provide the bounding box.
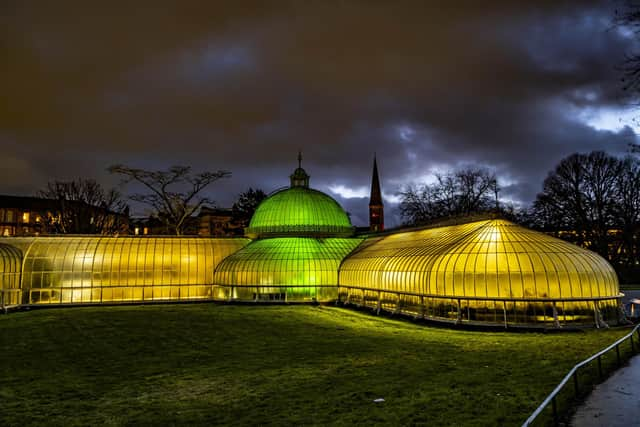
[246,160,354,238]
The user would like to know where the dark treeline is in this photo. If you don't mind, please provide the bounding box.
[523,151,640,283]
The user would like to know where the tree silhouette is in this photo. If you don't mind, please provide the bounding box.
[108,165,230,235]
[399,167,498,225]
[38,179,129,234]
[232,188,267,228]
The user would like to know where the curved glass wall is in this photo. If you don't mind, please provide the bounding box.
[339,220,620,325]
[214,237,363,301]
[246,188,354,237]
[18,237,249,304]
[0,243,23,307]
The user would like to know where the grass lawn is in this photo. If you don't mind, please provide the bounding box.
[0,304,632,426]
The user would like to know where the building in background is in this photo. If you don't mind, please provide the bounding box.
[0,196,52,236]
[0,195,129,236]
[198,207,245,237]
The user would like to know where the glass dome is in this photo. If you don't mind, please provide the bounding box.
[246,187,354,238]
[214,237,362,301]
[338,219,621,325]
[339,219,619,300]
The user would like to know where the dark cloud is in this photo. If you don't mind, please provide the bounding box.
[1,0,637,227]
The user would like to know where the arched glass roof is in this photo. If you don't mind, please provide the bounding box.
[339,219,619,300]
[214,237,363,301]
[0,243,23,306]
[0,243,22,288]
[15,237,249,304]
[246,187,354,238]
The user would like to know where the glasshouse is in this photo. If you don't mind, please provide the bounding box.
[0,162,624,327]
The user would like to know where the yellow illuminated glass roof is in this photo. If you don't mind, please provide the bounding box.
[339,219,619,300]
[0,243,22,291]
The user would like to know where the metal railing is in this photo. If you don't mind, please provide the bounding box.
[338,285,623,328]
[522,323,640,426]
[0,288,22,311]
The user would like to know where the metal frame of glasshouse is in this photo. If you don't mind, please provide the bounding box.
[0,161,625,328]
[214,237,363,301]
[338,220,622,327]
[0,236,248,306]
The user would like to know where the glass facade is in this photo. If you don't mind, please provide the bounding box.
[338,220,621,325]
[10,237,249,304]
[214,237,363,301]
[246,187,354,237]
[0,212,623,326]
[0,243,23,307]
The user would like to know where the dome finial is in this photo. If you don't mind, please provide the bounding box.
[290,152,310,188]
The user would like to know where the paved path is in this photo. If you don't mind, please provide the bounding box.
[570,352,640,426]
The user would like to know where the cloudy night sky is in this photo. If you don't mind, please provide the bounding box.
[1,0,639,227]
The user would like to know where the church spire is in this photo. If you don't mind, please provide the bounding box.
[369,154,384,232]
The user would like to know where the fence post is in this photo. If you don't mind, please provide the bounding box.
[597,355,603,380]
[503,301,508,328]
[616,344,621,366]
[573,371,579,395]
[552,301,560,328]
[552,396,558,426]
[394,293,402,315]
[376,291,382,315]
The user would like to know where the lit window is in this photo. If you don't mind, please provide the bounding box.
[22,212,30,223]
[134,227,140,235]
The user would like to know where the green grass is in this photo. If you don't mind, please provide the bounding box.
[0,304,632,426]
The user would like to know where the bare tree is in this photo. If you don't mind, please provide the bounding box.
[399,184,440,225]
[400,167,498,225]
[38,179,129,234]
[615,2,640,153]
[108,165,231,235]
[616,1,640,93]
[531,151,627,257]
[612,156,640,267]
